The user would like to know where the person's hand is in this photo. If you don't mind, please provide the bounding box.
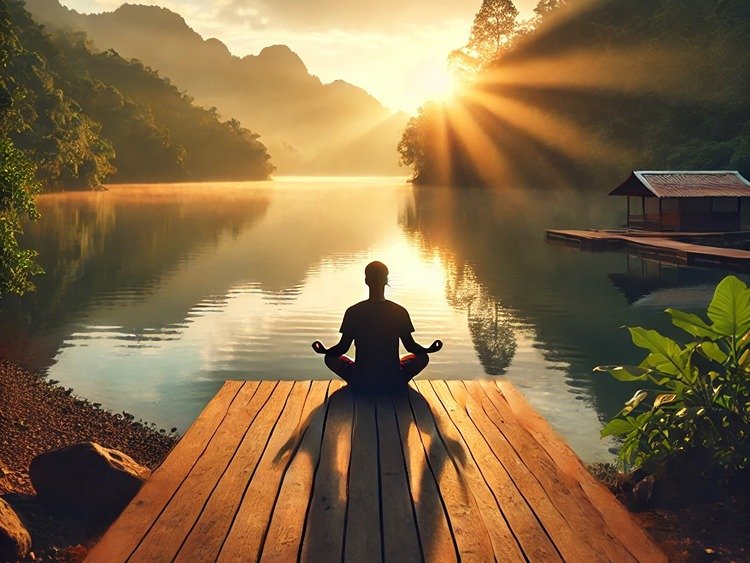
[427,339,443,353]
[311,340,327,354]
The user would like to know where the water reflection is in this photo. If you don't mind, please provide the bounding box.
[401,185,750,452]
[443,262,516,375]
[3,179,741,461]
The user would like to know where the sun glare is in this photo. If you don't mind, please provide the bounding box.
[422,66,460,104]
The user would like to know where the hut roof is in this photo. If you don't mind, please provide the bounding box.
[609,171,750,198]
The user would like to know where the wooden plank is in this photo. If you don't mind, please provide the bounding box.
[428,380,562,561]
[392,389,457,563]
[463,380,636,561]
[298,385,354,561]
[375,395,422,563]
[173,381,295,562]
[491,380,667,563]
[416,381,532,562]
[129,380,270,561]
[410,381,497,563]
[444,381,618,562]
[343,395,381,563]
[86,380,245,563]
[217,381,311,562]
[259,381,332,563]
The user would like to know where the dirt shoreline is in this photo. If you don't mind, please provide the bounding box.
[0,359,177,561]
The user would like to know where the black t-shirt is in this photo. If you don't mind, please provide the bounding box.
[340,299,415,386]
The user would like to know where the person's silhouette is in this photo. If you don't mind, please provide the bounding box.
[312,261,443,393]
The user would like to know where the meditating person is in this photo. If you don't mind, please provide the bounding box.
[311,261,443,393]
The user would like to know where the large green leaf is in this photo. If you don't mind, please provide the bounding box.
[666,308,718,339]
[707,276,750,337]
[630,327,690,377]
[601,417,635,438]
[700,341,728,364]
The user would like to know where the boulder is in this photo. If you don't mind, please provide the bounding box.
[0,498,31,562]
[30,442,150,522]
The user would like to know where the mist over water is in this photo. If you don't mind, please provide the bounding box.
[1,178,745,461]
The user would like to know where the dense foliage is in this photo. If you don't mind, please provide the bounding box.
[2,0,273,189]
[0,1,41,296]
[597,276,750,475]
[400,0,750,189]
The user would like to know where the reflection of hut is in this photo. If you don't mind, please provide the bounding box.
[609,171,750,232]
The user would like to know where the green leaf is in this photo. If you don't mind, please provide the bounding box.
[601,418,635,438]
[707,275,750,338]
[699,341,728,364]
[595,365,650,381]
[666,308,719,339]
[631,328,693,378]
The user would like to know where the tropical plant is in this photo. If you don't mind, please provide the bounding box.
[596,275,750,474]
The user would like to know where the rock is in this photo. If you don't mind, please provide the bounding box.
[632,474,656,508]
[30,442,150,522]
[0,498,31,561]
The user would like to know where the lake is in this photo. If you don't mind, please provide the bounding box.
[0,177,743,462]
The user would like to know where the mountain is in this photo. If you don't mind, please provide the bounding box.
[1,1,273,189]
[26,0,410,175]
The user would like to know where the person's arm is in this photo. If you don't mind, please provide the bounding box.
[401,333,443,354]
[312,333,354,357]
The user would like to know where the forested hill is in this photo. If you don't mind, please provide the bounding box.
[399,0,750,189]
[26,0,409,175]
[2,1,273,190]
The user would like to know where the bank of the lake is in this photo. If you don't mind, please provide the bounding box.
[0,359,175,560]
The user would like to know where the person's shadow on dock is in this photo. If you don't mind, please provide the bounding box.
[272,384,467,561]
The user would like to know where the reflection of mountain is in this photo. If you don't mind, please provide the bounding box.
[0,186,272,370]
[400,187,750,421]
[26,0,409,175]
[0,182,407,374]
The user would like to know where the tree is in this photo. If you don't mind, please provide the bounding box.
[0,4,42,296]
[467,0,519,63]
[534,0,567,19]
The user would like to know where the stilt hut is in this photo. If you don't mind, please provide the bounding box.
[609,171,750,232]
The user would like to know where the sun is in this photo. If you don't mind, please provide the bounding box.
[422,66,461,103]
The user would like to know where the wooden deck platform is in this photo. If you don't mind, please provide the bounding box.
[547,228,750,270]
[86,380,666,562]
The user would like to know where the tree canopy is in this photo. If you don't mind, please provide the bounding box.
[0,1,42,296]
[468,0,519,62]
[3,0,274,190]
[400,0,750,189]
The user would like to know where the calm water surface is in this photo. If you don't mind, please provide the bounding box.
[1,177,744,461]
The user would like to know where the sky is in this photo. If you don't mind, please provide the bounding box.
[57,0,538,114]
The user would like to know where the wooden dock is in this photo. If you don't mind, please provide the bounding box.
[547,228,750,269]
[86,380,666,562]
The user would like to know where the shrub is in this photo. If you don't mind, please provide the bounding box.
[596,275,750,474]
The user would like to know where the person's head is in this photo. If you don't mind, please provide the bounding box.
[364,261,389,288]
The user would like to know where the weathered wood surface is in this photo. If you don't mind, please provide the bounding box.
[547,228,750,269]
[86,380,666,562]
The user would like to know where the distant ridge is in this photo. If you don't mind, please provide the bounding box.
[26,0,409,175]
